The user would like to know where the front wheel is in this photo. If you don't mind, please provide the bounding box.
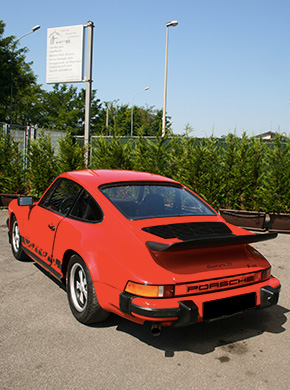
[10,216,28,261]
[66,254,109,324]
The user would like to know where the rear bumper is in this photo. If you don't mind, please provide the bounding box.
[120,293,198,327]
[258,285,281,309]
[119,284,281,327]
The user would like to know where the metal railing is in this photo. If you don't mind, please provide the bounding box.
[1,122,65,152]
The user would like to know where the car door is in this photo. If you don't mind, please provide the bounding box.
[22,178,82,278]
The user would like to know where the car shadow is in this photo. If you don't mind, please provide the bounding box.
[32,262,289,357]
[114,304,289,357]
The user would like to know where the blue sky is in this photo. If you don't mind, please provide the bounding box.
[2,0,290,137]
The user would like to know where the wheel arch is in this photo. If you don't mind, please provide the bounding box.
[61,249,100,283]
[9,212,16,232]
[61,249,79,281]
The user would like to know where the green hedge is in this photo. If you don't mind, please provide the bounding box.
[90,133,290,213]
[1,129,289,213]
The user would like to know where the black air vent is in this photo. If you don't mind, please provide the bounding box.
[142,222,232,241]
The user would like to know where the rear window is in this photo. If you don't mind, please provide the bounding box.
[100,183,216,220]
[69,190,103,222]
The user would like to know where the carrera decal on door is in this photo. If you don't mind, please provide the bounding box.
[21,237,62,277]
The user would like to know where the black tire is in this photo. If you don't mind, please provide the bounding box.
[66,254,109,324]
[10,216,28,261]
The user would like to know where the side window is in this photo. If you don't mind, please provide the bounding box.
[69,190,103,222]
[40,179,82,215]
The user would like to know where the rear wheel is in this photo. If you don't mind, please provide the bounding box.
[66,254,109,324]
[10,216,28,260]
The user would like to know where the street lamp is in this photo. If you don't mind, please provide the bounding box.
[130,86,150,137]
[162,20,178,137]
[17,25,41,42]
[10,25,41,129]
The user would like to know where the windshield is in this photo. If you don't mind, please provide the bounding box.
[100,183,216,220]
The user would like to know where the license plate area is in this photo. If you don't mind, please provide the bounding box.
[203,292,256,321]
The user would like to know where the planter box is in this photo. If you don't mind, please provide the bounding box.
[0,194,19,207]
[269,213,290,233]
[219,209,290,234]
[219,209,266,231]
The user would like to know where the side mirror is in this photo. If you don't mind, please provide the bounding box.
[18,196,34,206]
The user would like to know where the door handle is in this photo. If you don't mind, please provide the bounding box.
[48,224,55,231]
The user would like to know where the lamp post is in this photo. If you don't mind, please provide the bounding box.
[10,25,41,129]
[17,25,41,42]
[130,86,149,137]
[162,20,178,137]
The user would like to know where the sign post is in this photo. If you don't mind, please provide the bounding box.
[84,21,94,167]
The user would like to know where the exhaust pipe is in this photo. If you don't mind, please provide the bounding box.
[151,323,162,337]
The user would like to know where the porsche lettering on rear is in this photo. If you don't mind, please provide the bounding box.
[187,274,256,293]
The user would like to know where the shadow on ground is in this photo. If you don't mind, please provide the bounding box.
[111,304,289,356]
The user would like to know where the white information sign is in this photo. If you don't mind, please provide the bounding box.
[46,24,84,84]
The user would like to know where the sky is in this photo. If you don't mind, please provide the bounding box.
[2,0,290,137]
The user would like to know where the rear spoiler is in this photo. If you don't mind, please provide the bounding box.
[146,232,278,252]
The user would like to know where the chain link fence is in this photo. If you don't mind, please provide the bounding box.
[1,122,65,160]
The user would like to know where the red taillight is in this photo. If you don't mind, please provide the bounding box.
[261,267,271,281]
[162,285,175,298]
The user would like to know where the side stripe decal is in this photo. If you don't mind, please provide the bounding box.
[21,237,62,278]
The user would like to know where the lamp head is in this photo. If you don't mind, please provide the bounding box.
[166,20,178,27]
[32,25,41,32]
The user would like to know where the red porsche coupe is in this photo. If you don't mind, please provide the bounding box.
[7,170,280,333]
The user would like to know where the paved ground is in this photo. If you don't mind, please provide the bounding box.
[0,209,289,390]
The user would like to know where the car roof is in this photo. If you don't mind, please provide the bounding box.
[61,169,178,187]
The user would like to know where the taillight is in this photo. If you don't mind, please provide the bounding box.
[261,267,271,281]
[125,281,175,298]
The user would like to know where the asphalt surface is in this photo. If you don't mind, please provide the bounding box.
[0,209,289,390]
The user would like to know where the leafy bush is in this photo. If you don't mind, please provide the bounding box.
[131,135,171,176]
[2,129,290,214]
[27,130,58,197]
[91,136,133,170]
[0,129,26,194]
[219,133,265,211]
[91,133,290,213]
[57,131,86,174]
[263,135,290,213]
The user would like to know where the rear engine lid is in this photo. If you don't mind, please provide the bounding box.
[140,221,276,283]
[142,221,276,252]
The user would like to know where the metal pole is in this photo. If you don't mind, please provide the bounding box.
[106,105,109,135]
[162,26,169,137]
[162,21,178,137]
[130,104,134,137]
[84,21,94,167]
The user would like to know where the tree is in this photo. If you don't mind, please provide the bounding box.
[57,131,86,174]
[94,102,171,136]
[0,128,26,194]
[264,135,290,213]
[35,85,103,135]
[27,131,58,197]
[0,20,39,125]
